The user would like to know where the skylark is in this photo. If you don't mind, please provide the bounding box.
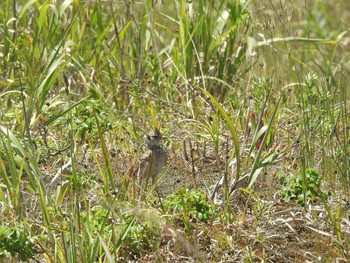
[134,128,168,184]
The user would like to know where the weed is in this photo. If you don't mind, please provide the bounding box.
[0,224,35,261]
[163,188,217,224]
[277,168,328,205]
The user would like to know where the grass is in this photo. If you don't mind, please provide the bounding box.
[0,0,349,261]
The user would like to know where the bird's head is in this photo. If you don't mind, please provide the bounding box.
[146,128,163,149]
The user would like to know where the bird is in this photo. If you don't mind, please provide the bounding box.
[134,128,168,185]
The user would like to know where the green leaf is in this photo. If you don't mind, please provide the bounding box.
[199,87,241,181]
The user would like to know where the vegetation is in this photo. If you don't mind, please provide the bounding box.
[278,168,328,205]
[0,0,349,261]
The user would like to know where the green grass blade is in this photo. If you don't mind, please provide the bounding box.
[247,95,282,188]
[199,87,241,182]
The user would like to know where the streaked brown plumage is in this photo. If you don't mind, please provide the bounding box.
[134,129,168,183]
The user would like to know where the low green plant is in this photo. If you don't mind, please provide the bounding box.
[163,188,217,223]
[72,100,113,141]
[120,213,162,255]
[0,224,35,261]
[277,168,328,205]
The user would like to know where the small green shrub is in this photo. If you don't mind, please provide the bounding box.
[277,168,328,205]
[163,188,217,222]
[72,100,113,141]
[0,224,35,261]
[122,214,162,255]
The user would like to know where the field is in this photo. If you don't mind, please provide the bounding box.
[0,0,350,262]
